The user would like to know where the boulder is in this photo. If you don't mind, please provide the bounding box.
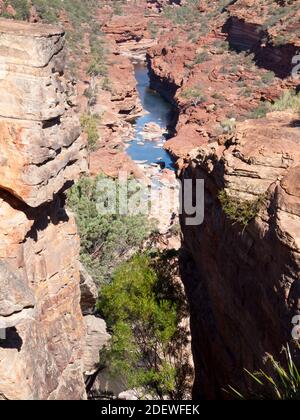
[83,316,110,376]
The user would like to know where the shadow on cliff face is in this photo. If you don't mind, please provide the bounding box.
[0,327,23,352]
[178,167,298,400]
[0,186,72,243]
[0,187,71,243]
[223,17,297,79]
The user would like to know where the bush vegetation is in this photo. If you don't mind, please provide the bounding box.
[271,90,300,112]
[87,32,109,77]
[83,85,98,107]
[3,0,30,20]
[220,118,236,134]
[228,345,300,400]
[67,176,153,284]
[194,51,210,64]
[163,0,233,28]
[148,21,159,39]
[219,190,266,228]
[181,84,207,106]
[248,90,300,119]
[33,0,98,25]
[98,251,192,399]
[80,113,100,151]
[111,0,126,16]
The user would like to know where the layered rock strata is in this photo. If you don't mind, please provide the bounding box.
[0,20,88,400]
[179,111,300,398]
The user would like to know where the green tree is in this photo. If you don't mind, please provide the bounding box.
[67,175,153,284]
[98,251,193,399]
[80,113,99,151]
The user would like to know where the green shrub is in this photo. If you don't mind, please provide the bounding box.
[164,1,199,26]
[83,85,98,107]
[239,86,252,98]
[271,90,300,112]
[148,21,159,39]
[67,176,152,284]
[98,251,191,399]
[33,0,98,25]
[4,0,30,20]
[228,345,300,400]
[213,39,230,54]
[194,51,210,64]
[102,77,113,92]
[249,90,300,120]
[181,84,207,106]
[212,92,225,101]
[111,0,126,16]
[220,118,236,134]
[247,102,269,119]
[80,113,99,151]
[261,71,275,85]
[219,190,266,228]
[87,34,109,77]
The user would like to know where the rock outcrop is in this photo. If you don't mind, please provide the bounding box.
[147,0,183,12]
[0,20,88,400]
[179,111,300,398]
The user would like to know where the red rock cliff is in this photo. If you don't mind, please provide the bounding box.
[146,0,300,399]
[180,112,300,398]
[0,20,88,400]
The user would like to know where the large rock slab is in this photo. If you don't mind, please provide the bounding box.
[0,19,87,400]
[0,20,64,68]
[0,115,87,206]
[0,262,35,317]
[0,197,86,400]
[0,19,87,207]
[83,316,110,376]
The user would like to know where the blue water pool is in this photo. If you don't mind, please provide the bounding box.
[126,63,175,170]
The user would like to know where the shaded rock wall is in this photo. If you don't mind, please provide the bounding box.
[224,16,297,78]
[146,1,300,399]
[180,112,300,399]
[0,20,88,400]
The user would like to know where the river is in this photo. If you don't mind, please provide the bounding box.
[126,62,175,170]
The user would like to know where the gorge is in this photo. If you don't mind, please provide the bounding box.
[0,0,299,401]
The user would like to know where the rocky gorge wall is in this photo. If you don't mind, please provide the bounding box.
[180,112,300,399]
[145,0,300,399]
[0,19,89,400]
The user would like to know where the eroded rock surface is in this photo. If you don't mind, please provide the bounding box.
[0,20,88,400]
[0,20,87,207]
[179,111,300,399]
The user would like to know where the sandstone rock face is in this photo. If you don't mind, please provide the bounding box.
[0,20,87,207]
[180,111,300,398]
[79,263,98,315]
[0,20,88,400]
[83,316,110,376]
